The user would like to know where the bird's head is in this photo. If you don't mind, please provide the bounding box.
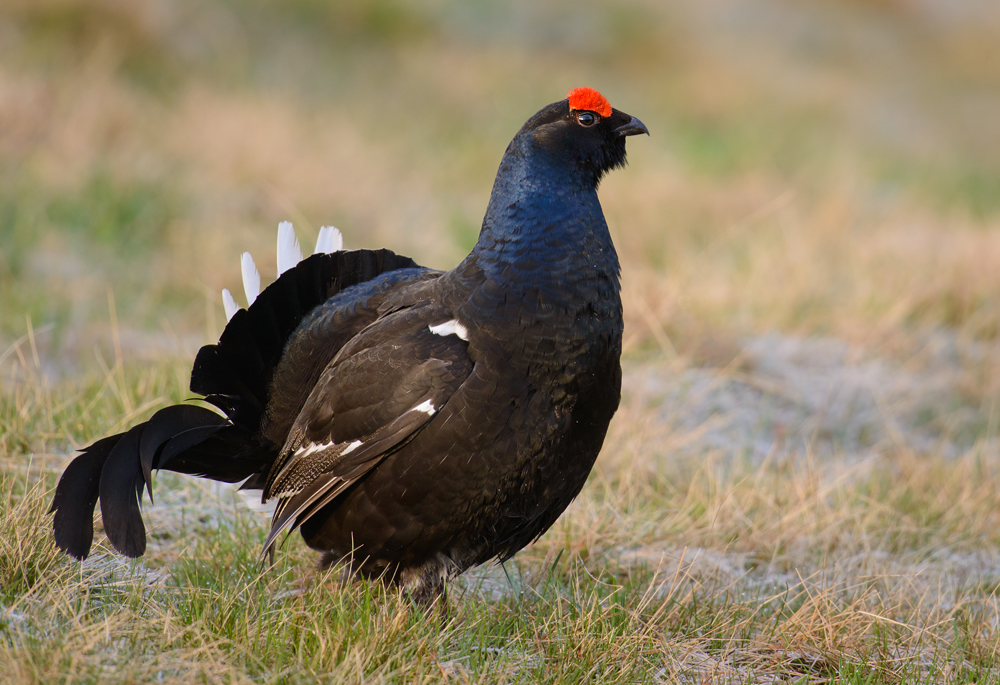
[515,87,649,187]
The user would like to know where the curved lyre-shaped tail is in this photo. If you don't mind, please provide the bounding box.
[52,222,419,560]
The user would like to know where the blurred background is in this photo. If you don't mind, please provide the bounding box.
[1,0,999,452]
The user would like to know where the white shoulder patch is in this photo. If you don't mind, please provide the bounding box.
[411,399,437,415]
[277,221,303,274]
[241,252,261,305]
[428,320,469,341]
[315,226,343,254]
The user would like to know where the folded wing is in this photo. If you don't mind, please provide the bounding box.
[257,305,475,558]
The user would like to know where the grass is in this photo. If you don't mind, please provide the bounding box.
[3,0,1000,681]
[4,339,1000,682]
[3,364,1000,682]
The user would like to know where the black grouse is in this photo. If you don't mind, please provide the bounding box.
[52,87,648,603]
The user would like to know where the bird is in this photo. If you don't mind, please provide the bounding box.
[51,87,648,604]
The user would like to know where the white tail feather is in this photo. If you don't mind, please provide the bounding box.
[277,221,302,274]
[314,226,343,254]
[229,478,277,515]
[238,488,277,515]
[241,252,261,305]
[222,288,239,321]
[233,223,344,315]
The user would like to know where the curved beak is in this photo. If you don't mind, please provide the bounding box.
[615,115,649,137]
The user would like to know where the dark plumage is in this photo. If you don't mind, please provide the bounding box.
[52,88,648,603]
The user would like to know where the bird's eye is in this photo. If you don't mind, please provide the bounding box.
[575,111,598,127]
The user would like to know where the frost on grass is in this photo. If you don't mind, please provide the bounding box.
[628,331,985,462]
[595,331,1000,683]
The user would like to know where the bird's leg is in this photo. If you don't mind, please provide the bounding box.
[405,562,450,622]
[409,583,448,627]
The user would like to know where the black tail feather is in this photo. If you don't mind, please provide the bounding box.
[98,426,147,557]
[52,433,123,560]
[53,247,421,561]
[191,249,419,430]
[54,404,266,559]
[155,426,259,481]
[139,404,229,492]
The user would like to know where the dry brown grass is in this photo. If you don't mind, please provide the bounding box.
[4,361,1000,681]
